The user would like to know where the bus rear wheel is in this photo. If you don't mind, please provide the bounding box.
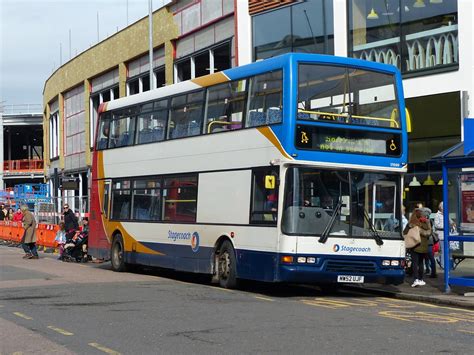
[217,240,238,289]
[111,234,127,272]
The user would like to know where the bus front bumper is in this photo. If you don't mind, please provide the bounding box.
[277,256,405,285]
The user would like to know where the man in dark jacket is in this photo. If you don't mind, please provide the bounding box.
[63,204,79,231]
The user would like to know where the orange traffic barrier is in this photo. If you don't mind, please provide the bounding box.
[0,221,59,247]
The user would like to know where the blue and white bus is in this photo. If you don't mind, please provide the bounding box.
[89,53,408,288]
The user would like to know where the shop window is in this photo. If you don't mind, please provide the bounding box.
[246,71,283,128]
[162,175,198,222]
[348,0,458,74]
[250,168,279,224]
[205,79,247,133]
[253,0,334,60]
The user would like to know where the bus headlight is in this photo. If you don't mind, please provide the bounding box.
[297,257,307,263]
[382,259,400,267]
[307,257,317,264]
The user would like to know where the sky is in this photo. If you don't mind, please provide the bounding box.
[0,0,169,108]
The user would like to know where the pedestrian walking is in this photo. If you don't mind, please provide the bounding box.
[20,205,39,259]
[63,204,79,232]
[404,207,431,287]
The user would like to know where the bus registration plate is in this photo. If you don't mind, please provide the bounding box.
[337,275,364,283]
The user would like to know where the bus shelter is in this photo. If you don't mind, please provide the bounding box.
[431,119,474,293]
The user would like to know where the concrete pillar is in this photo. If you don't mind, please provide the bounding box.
[458,0,474,140]
[333,0,348,57]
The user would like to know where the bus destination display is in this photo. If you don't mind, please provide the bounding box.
[296,125,401,156]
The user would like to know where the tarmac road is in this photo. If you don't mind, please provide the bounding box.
[1,246,473,354]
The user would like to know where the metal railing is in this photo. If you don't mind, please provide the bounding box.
[3,160,44,173]
[36,196,89,225]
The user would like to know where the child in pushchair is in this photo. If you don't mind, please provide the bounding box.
[62,228,89,262]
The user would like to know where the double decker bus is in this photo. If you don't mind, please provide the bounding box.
[89,53,408,288]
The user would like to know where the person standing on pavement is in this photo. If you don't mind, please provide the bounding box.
[13,208,23,222]
[63,204,79,232]
[0,204,6,221]
[405,207,432,287]
[54,222,67,260]
[20,205,39,259]
[7,208,14,221]
[434,201,456,269]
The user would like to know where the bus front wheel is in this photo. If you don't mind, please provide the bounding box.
[217,240,238,289]
[111,234,128,272]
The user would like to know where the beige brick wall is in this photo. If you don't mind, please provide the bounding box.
[43,7,179,174]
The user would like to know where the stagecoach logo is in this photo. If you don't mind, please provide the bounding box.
[333,244,371,253]
[168,230,200,252]
[191,232,200,253]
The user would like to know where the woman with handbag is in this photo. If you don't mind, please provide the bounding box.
[404,208,432,287]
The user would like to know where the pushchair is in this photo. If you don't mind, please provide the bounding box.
[62,229,89,262]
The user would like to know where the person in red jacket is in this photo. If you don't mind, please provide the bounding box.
[13,208,23,222]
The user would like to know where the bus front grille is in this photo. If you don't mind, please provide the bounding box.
[325,260,377,274]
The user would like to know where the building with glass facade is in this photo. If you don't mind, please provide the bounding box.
[242,0,473,213]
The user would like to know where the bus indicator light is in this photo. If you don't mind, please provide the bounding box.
[281,256,294,263]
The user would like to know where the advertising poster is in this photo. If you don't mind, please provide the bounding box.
[460,173,474,233]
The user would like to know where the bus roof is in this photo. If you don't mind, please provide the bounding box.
[102,53,400,113]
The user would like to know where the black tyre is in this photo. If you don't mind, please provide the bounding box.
[111,234,128,272]
[217,240,238,289]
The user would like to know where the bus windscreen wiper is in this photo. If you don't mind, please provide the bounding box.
[318,199,343,244]
[362,207,384,246]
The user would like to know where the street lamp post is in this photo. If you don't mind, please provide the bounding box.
[148,0,154,90]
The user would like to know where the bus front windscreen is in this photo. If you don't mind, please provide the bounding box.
[297,64,400,129]
[282,167,402,241]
